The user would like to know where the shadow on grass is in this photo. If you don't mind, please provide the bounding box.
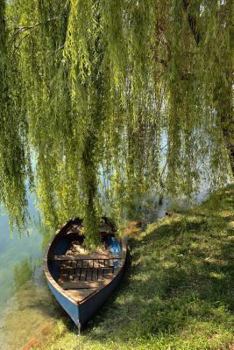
[81,191,234,342]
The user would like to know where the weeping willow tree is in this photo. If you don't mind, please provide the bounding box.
[0,0,233,245]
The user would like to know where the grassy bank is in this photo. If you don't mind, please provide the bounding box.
[39,185,234,350]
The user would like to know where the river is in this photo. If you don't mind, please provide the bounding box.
[0,192,62,350]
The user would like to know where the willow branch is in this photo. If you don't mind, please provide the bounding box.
[182,0,201,45]
[13,17,61,37]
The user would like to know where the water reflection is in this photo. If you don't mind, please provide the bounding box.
[0,193,59,350]
[13,258,35,291]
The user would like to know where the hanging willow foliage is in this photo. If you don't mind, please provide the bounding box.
[0,0,29,228]
[0,0,233,244]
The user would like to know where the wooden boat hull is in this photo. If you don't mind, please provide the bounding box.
[44,218,127,326]
[47,259,126,325]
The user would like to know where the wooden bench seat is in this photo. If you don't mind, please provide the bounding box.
[60,275,113,290]
[65,288,97,302]
[53,253,121,261]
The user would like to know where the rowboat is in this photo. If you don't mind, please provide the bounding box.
[44,217,127,327]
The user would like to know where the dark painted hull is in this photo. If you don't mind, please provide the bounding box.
[47,278,79,325]
[44,219,127,326]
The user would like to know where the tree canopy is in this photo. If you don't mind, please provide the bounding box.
[0,0,233,245]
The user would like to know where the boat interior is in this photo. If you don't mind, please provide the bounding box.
[47,218,125,303]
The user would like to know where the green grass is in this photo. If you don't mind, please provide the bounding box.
[39,185,234,350]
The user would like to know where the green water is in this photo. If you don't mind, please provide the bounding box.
[0,194,60,350]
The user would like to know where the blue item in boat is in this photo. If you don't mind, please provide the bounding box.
[107,236,121,255]
[107,237,121,268]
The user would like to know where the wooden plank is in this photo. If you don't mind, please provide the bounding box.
[66,288,96,302]
[52,254,122,261]
[61,277,113,290]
